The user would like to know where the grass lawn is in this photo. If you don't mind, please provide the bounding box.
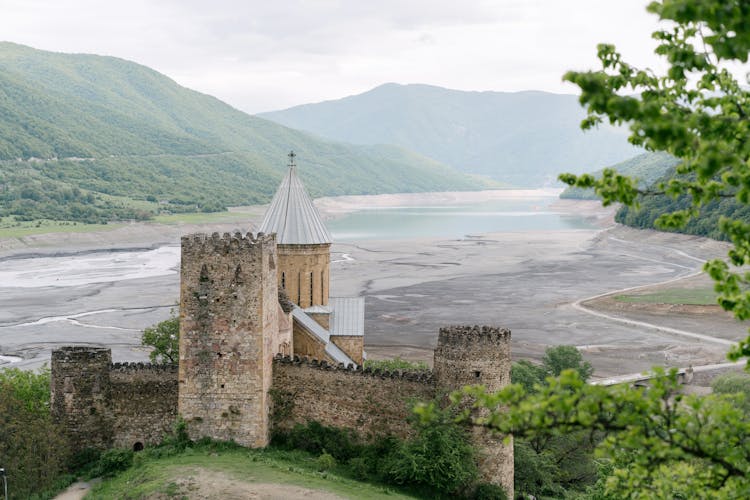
[151,210,257,225]
[0,218,123,238]
[614,287,718,306]
[87,447,419,499]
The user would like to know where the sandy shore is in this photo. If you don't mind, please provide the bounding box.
[0,191,742,378]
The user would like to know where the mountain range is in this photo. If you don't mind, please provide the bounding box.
[0,43,482,223]
[260,83,639,186]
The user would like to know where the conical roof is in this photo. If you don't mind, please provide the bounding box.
[258,152,332,245]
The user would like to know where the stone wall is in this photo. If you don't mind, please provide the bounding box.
[271,356,435,440]
[178,232,279,448]
[110,362,178,449]
[330,335,364,365]
[51,346,113,453]
[278,243,330,308]
[51,348,179,453]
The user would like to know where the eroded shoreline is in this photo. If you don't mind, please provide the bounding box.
[0,192,742,378]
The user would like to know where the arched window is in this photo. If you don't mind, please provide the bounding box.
[310,272,314,305]
[281,272,286,289]
[321,270,325,302]
[297,273,301,304]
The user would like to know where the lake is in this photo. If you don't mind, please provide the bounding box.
[326,194,596,241]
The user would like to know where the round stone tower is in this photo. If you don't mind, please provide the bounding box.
[258,151,332,309]
[433,325,513,497]
[50,346,113,452]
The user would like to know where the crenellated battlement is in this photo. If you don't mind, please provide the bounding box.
[273,354,434,384]
[437,325,511,347]
[181,231,276,255]
[111,361,178,372]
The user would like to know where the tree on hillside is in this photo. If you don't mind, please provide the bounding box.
[417,2,750,497]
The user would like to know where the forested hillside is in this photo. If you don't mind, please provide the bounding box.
[560,152,679,200]
[0,43,483,223]
[259,83,639,186]
[562,151,744,241]
[616,167,749,241]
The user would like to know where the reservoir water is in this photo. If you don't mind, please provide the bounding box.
[0,192,593,290]
[327,193,595,241]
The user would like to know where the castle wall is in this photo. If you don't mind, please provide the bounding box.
[330,335,364,365]
[178,232,278,448]
[109,362,178,449]
[278,243,330,308]
[271,356,435,440]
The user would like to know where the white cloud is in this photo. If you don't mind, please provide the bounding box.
[0,0,665,112]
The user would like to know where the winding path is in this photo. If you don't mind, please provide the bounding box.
[572,234,735,346]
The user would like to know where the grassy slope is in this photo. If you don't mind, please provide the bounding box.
[559,151,680,199]
[614,288,718,306]
[260,82,639,186]
[88,448,418,500]
[0,43,484,223]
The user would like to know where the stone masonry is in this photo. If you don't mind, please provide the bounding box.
[277,243,330,308]
[178,232,278,447]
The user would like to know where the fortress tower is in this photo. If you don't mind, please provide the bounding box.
[178,232,279,447]
[50,346,113,453]
[433,326,514,496]
[258,151,331,309]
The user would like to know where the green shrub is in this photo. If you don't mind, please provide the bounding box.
[363,357,429,372]
[94,449,134,477]
[274,421,362,462]
[0,369,71,499]
[316,452,337,471]
[711,371,750,414]
[383,421,477,494]
[347,457,370,480]
[472,483,508,500]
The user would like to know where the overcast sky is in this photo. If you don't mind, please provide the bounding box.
[1,0,664,113]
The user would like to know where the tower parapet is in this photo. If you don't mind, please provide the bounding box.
[178,231,279,447]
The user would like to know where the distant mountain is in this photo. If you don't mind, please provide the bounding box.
[0,44,483,223]
[560,152,680,200]
[259,83,639,186]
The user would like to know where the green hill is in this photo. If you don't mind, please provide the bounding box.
[615,166,750,241]
[560,152,680,200]
[259,83,639,186]
[0,43,484,224]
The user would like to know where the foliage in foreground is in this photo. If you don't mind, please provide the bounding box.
[272,416,492,499]
[0,367,73,499]
[510,346,599,497]
[423,4,750,497]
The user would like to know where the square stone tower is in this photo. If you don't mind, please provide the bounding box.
[178,232,278,447]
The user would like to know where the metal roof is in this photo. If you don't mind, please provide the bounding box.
[291,306,356,366]
[329,297,365,337]
[258,152,332,245]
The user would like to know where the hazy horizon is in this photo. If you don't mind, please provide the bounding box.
[0,0,663,113]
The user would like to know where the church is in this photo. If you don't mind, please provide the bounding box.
[258,151,365,366]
